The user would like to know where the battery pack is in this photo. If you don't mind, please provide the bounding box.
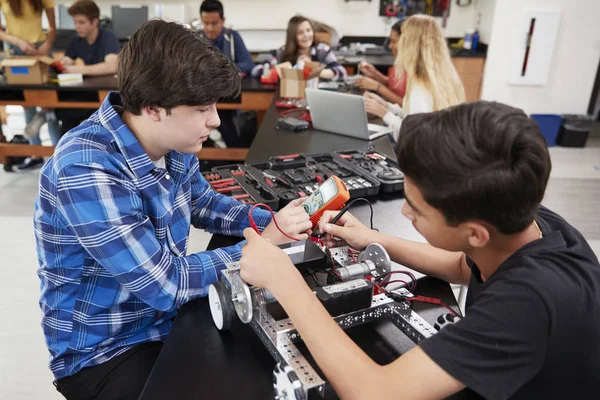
[314,278,373,317]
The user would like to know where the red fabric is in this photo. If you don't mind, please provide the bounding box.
[388,66,407,98]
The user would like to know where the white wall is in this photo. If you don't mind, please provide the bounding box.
[474,0,496,44]
[480,0,600,115]
[57,0,480,38]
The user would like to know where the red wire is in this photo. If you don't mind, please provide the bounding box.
[248,203,299,242]
[330,267,343,281]
[373,281,385,295]
[281,107,307,117]
[381,271,417,292]
[407,296,461,318]
[383,279,410,288]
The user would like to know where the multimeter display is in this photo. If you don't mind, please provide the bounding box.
[302,178,338,216]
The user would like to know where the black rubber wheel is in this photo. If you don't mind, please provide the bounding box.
[208,280,234,331]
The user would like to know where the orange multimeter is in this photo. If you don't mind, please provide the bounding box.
[302,175,350,227]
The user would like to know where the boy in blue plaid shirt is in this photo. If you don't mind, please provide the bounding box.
[35,20,312,399]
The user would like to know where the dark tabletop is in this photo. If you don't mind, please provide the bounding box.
[140,95,464,400]
[246,100,396,163]
[336,51,485,69]
[140,231,461,400]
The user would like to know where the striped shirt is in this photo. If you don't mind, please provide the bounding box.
[251,43,347,81]
[309,43,347,81]
[34,92,272,379]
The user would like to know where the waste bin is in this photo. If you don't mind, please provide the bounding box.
[557,114,593,147]
[530,114,562,146]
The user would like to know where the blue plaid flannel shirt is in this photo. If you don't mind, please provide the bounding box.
[34,92,272,379]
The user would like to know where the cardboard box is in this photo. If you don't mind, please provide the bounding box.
[1,56,54,85]
[276,61,324,98]
[314,31,332,46]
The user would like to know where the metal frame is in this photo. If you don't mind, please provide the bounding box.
[218,262,437,398]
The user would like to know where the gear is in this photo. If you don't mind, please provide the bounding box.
[231,273,253,323]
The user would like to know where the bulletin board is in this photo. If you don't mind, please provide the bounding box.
[379,0,450,18]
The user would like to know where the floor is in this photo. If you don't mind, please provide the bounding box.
[1,130,598,399]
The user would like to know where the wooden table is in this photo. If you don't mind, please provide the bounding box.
[0,76,277,163]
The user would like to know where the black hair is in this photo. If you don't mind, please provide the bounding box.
[396,101,552,234]
[200,0,224,18]
[391,19,404,35]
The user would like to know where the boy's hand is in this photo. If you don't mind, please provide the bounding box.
[64,65,84,74]
[261,198,312,245]
[317,210,375,250]
[60,56,75,66]
[240,228,302,292]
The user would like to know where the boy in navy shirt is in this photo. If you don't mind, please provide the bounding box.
[56,0,119,135]
[61,0,119,76]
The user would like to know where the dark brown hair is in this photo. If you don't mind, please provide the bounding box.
[8,0,43,17]
[396,101,551,234]
[118,20,241,116]
[391,19,403,35]
[281,16,317,65]
[68,0,100,21]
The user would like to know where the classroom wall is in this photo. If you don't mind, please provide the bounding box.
[480,0,600,115]
[56,0,481,38]
[474,0,496,44]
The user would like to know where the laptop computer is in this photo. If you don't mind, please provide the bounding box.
[305,88,392,140]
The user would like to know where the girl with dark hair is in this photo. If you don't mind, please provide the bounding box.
[253,15,347,81]
[281,16,346,81]
[355,19,407,104]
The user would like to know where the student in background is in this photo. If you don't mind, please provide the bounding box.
[54,0,119,135]
[363,15,464,141]
[0,0,60,169]
[199,0,254,75]
[61,0,119,76]
[198,0,254,148]
[355,19,406,105]
[281,16,346,81]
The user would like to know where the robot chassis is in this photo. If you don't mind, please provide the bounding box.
[208,244,438,400]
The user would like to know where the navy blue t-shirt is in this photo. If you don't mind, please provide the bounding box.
[65,28,120,65]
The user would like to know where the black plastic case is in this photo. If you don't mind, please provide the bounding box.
[248,153,380,208]
[334,150,404,194]
[308,153,380,198]
[202,164,280,210]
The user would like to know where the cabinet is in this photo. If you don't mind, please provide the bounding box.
[452,57,486,102]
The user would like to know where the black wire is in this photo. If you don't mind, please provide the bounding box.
[329,198,376,231]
